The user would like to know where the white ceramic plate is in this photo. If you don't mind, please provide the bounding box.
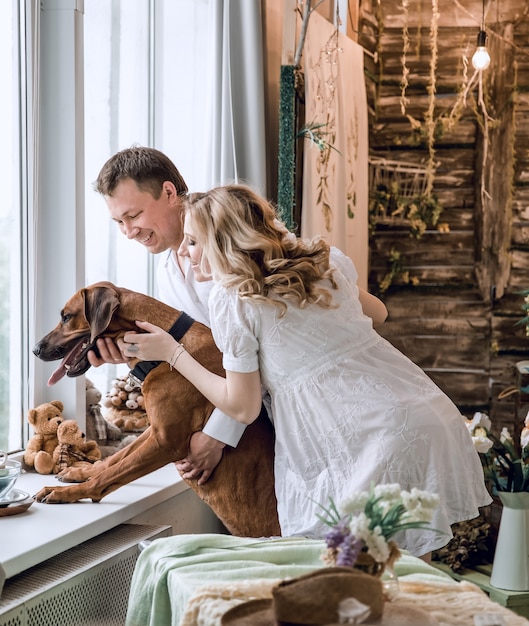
[0,488,30,507]
[0,489,34,517]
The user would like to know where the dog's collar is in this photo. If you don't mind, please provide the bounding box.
[127,311,195,388]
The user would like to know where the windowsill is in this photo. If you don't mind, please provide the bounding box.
[0,462,187,582]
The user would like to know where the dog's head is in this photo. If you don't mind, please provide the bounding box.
[33,282,121,386]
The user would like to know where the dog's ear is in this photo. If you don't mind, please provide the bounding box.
[82,285,120,343]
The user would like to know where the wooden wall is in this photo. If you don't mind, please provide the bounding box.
[358,0,529,435]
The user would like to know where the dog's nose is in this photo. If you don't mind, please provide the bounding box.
[33,343,42,357]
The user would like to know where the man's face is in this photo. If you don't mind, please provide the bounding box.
[106,178,184,254]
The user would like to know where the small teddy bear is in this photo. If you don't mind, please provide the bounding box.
[85,378,126,458]
[52,419,102,473]
[24,400,65,474]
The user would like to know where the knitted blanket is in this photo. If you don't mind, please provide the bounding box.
[180,579,529,626]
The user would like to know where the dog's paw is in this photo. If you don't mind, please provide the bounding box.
[34,485,71,503]
[57,466,91,483]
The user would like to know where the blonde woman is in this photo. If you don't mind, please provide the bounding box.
[119,184,491,558]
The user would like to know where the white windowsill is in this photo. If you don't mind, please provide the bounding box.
[0,462,187,581]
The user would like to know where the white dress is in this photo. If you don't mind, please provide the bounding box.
[209,248,492,555]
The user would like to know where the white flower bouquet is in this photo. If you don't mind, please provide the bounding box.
[317,483,440,575]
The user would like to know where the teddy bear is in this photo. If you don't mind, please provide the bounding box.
[102,375,149,432]
[85,378,132,458]
[24,400,65,474]
[52,419,102,473]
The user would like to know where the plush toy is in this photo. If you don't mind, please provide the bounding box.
[24,400,65,474]
[102,375,149,431]
[85,378,130,458]
[52,419,102,473]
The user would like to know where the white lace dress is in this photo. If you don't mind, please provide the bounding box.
[209,248,492,555]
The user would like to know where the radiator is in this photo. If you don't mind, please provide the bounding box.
[0,523,171,626]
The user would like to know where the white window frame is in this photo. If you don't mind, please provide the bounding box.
[29,0,86,425]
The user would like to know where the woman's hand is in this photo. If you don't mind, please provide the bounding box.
[118,320,178,363]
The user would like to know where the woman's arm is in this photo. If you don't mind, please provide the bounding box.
[358,287,388,326]
[118,321,263,424]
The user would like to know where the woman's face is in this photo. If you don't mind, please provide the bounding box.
[178,213,211,282]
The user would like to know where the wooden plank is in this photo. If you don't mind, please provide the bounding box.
[371,120,476,147]
[512,223,529,246]
[374,93,463,119]
[376,333,489,370]
[491,317,529,352]
[383,289,487,319]
[378,0,524,29]
[381,317,489,336]
[510,248,529,267]
[491,354,528,381]
[426,371,490,408]
[514,164,529,185]
[370,231,475,265]
[281,0,297,65]
[435,187,474,209]
[512,188,529,220]
[435,207,475,229]
[370,265,477,289]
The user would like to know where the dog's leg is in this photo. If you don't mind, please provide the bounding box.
[54,427,154,483]
[34,374,206,504]
[34,428,178,503]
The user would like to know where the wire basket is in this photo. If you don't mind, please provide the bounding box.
[368,156,442,236]
[368,156,436,223]
[369,156,430,200]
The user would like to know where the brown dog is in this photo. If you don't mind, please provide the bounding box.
[32,281,280,538]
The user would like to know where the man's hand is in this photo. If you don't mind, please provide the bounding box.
[175,431,225,485]
[88,337,129,367]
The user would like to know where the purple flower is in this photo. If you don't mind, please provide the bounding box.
[324,518,364,568]
[335,534,363,567]
[324,518,351,549]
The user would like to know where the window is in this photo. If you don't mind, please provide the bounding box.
[83,0,211,398]
[1,0,265,451]
[84,0,153,397]
[0,0,213,450]
[0,1,24,452]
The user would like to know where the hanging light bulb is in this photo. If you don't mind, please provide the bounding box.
[472,29,491,71]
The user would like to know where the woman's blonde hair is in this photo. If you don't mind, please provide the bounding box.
[184,185,337,315]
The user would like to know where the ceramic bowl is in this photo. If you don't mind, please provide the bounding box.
[0,459,22,500]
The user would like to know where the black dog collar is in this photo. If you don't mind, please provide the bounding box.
[127,311,195,388]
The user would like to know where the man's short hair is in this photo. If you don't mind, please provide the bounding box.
[94,145,188,198]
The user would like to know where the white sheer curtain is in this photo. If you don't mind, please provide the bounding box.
[154,0,267,194]
[202,0,267,193]
[84,0,267,396]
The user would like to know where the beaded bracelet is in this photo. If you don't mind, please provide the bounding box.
[169,343,186,369]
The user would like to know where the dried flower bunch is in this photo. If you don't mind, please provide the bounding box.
[317,483,440,573]
[465,412,529,493]
[433,517,493,573]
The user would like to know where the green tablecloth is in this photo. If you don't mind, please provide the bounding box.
[125,534,452,626]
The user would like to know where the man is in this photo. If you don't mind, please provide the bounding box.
[88,146,246,483]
